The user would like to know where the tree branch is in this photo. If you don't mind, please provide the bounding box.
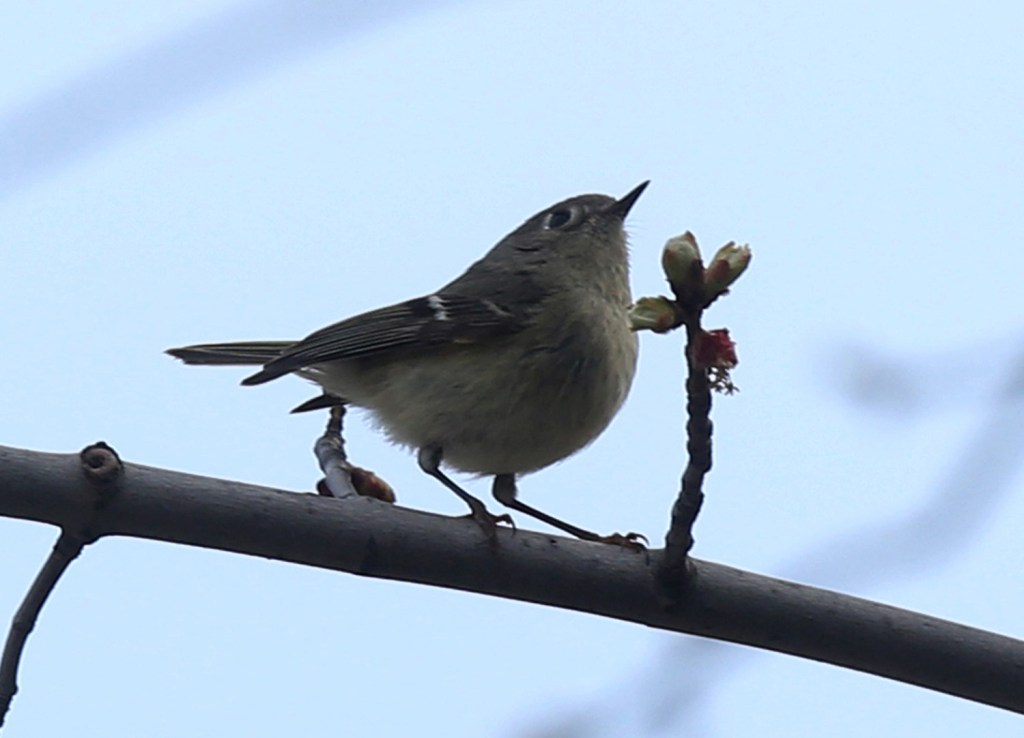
[2,443,1022,714]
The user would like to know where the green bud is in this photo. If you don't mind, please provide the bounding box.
[704,242,751,299]
[628,296,678,333]
[661,232,704,296]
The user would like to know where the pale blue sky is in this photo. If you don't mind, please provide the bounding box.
[2,1,1023,736]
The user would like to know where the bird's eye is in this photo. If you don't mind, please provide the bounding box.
[544,206,584,230]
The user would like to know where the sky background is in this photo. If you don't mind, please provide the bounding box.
[2,1,1023,736]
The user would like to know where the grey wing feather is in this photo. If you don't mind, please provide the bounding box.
[166,341,292,366]
[241,294,526,386]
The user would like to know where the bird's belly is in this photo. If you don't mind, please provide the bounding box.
[320,328,638,475]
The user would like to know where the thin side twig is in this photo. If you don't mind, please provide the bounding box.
[0,532,85,728]
[0,442,122,729]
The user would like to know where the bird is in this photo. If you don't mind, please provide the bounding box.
[167,181,648,543]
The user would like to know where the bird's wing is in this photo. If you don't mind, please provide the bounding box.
[242,293,526,385]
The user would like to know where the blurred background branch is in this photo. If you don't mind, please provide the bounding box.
[0,0,452,199]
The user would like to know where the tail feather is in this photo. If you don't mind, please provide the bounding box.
[290,392,346,413]
[165,341,292,366]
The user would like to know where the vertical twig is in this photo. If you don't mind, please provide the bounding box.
[641,233,748,595]
[658,316,714,591]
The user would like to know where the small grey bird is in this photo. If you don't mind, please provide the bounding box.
[168,181,648,542]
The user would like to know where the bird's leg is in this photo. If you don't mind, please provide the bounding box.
[417,447,514,538]
[492,474,646,550]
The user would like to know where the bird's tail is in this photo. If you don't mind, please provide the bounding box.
[165,341,292,366]
[167,340,344,412]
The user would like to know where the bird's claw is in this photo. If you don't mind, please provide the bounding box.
[595,531,648,552]
[459,508,516,539]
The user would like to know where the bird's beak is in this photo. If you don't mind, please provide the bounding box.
[606,180,650,219]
